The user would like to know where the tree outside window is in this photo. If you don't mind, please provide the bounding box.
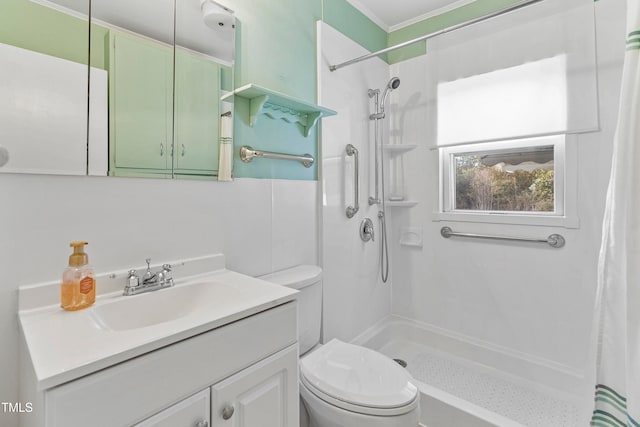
[454,151,554,213]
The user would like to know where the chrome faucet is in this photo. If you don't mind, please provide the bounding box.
[123,259,174,296]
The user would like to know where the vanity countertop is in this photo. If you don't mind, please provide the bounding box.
[19,262,297,390]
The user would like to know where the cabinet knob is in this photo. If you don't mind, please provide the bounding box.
[195,420,209,427]
[221,405,235,420]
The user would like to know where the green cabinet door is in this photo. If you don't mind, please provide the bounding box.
[110,32,173,173]
[173,48,220,176]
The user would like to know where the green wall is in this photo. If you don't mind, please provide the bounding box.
[233,0,321,104]
[229,0,320,180]
[388,0,526,64]
[229,0,386,180]
[0,0,88,64]
[231,0,386,104]
[322,0,388,62]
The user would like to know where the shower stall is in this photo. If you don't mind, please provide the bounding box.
[318,0,625,425]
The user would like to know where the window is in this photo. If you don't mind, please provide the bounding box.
[438,135,577,227]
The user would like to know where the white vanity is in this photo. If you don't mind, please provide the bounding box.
[18,255,298,427]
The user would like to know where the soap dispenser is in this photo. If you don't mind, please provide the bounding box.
[61,241,96,311]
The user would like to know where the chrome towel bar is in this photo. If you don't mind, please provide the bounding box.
[440,226,565,248]
[239,145,314,168]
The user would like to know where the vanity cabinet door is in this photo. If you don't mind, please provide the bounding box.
[109,31,173,174]
[42,303,296,427]
[211,344,298,427]
[134,388,210,427]
[174,48,220,176]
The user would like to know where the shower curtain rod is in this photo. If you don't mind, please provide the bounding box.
[328,0,544,72]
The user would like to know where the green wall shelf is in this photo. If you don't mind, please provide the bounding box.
[223,84,337,137]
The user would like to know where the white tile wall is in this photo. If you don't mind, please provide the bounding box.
[318,22,392,343]
[0,175,318,427]
[387,0,626,373]
[271,180,318,272]
[217,178,274,276]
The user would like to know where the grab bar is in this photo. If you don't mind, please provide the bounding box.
[345,144,359,218]
[239,145,314,168]
[440,226,565,248]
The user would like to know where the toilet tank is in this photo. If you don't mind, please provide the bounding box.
[259,265,323,355]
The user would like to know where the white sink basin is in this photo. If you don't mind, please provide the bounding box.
[92,282,237,331]
[19,260,298,390]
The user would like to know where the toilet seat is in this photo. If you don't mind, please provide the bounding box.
[300,339,419,417]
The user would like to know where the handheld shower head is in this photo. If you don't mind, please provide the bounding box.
[369,77,401,120]
[380,77,400,113]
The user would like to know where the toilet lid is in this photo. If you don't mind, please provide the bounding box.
[300,339,418,411]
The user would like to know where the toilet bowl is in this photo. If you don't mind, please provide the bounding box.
[260,266,420,427]
[300,338,419,427]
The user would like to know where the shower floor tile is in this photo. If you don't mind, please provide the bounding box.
[377,340,580,427]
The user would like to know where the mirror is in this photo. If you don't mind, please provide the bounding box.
[0,0,234,179]
[90,0,177,178]
[173,0,234,179]
[0,0,90,175]
[90,0,235,179]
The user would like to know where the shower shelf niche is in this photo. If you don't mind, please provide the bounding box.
[382,144,418,207]
[222,84,337,137]
[385,200,418,208]
[382,144,418,155]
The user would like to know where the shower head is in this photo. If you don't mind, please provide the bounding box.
[380,77,400,112]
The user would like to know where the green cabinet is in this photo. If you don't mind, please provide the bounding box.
[109,31,173,176]
[174,48,220,176]
[108,31,221,178]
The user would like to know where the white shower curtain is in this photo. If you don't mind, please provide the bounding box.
[218,113,234,181]
[592,2,640,426]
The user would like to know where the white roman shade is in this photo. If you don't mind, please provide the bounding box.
[426,0,598,147]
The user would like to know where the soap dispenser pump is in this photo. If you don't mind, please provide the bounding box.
[61,241,96,311]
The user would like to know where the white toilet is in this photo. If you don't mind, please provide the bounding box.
[260,265,420,427]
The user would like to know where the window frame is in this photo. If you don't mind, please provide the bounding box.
[434,134,579,228]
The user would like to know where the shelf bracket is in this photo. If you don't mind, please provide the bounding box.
[304,111,322,137]
[249,95,269,127]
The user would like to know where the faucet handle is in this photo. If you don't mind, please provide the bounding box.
[126,269,139,288]
[123,269,140,295]
[162,264,174,287]
[360,218,375,242]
